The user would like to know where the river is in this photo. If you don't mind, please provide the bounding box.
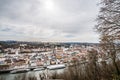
[0,68,65,80]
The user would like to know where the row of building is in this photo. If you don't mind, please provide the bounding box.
[0,43,102,70]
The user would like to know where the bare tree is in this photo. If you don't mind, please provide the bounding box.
[96,0,120,76]
[96,0,120,38]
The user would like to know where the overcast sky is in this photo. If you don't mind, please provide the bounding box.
[0,0,100,42]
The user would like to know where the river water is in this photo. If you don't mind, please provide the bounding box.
[0,69,65,80]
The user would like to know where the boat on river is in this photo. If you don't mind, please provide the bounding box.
[47,64,66,70]
[33,67,45,71]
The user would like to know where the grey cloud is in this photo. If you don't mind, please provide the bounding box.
[0,0,100,42]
